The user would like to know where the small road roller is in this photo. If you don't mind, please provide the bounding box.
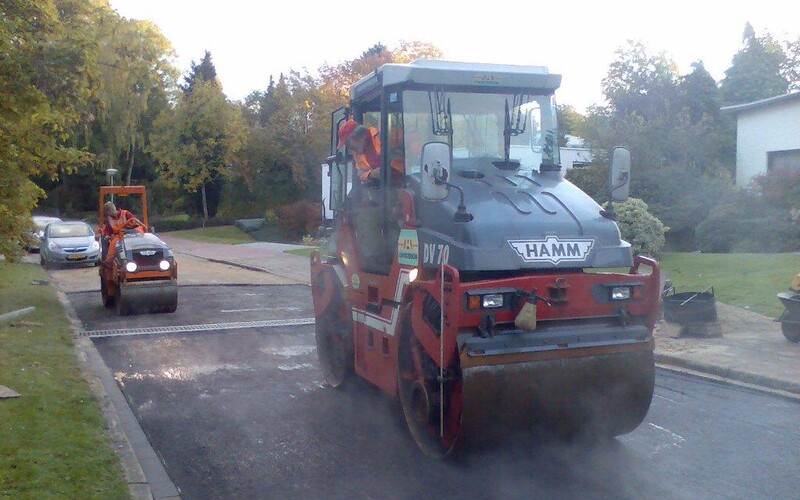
[97,185,178,316]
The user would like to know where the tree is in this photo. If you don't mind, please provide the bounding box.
[601,40,679,121]
[94,14,177,185]
[782,35,800,91]
[721,23,789,105]
[556,105,586,147]
[180,50,219,94]
[678,61,721,124]
[150,80,246,221]
[0,0,102,260]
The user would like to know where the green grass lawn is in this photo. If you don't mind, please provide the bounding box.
[660,252,800,318]
[164,225,254,244]
[0,262,128,498]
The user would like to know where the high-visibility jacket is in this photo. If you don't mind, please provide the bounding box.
[354,127,404,181]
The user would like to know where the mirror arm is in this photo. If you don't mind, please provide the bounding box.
[433,171,473,223]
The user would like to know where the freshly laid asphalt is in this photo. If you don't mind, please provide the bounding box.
[42,235,800,498]
[160,234,800,400]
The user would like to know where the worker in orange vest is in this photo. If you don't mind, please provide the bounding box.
[99,201,144,264]
[337,119,404,181]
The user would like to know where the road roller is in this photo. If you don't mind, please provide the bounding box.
[310,60,660,457]
[97,185,178,316]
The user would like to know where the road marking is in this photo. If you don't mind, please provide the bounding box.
[83,318,315,338]
[654,394,676,403]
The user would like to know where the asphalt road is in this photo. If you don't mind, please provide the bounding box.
[65,284,800,500]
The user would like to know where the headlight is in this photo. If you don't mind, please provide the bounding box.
[91,240,100,250]
[408,268,418,282]
[48,241,58,251]
[125,261,138,273]
[610,286,631,300]
[159,260,171,271]
[482,294,504,308]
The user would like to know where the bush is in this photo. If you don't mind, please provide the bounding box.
[565,164,607,203]
[277,201,321,241]
[613,197,668,257]
[695,186,800,253]
[235,218,266,232]
[630,165,733,250]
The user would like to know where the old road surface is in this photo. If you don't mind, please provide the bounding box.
[49,249,800,500]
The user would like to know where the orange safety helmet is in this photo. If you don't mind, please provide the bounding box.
[337,118,359,149]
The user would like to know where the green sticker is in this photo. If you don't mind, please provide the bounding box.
[397,229,419,266]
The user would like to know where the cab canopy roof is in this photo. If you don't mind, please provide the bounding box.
[350,59,563,101]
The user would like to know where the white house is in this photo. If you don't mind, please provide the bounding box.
[721,91,800,185]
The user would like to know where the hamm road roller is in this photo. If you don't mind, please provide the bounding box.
[310,60,660,457]
[98,185,178,316]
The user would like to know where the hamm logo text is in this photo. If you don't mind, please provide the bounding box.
[508,236,594,264]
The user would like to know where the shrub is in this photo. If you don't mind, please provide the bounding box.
[565,164,608,203]
[613,197,668,257]
[277,201,321,241]
[630,165,733,250]
[695,186,800,253]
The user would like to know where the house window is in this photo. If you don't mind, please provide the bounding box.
[768,149,800,172]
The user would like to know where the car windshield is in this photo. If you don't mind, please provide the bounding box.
[34,218,60,230]
[401,89,559,174]
[49,224,93,238]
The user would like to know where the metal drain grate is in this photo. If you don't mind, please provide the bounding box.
[83,317,316,338]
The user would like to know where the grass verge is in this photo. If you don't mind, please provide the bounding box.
[0,261,128,498]
[284,246,323,258]
[660,252,800,318]
[164,225,254,244]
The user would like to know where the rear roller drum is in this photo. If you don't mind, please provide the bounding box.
[314,275,353,387]
[397,330,462,458]
[115,287,129,316]
[101,277,116,308]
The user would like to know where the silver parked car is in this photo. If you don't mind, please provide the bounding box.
[27,215,63,252]
[40,221,101,268]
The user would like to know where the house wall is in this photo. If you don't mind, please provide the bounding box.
[736,98,800,185]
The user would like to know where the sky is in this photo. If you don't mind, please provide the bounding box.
[109,0,799,113]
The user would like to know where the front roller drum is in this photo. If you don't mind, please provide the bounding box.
[459,350,655,444]
[116,282,178,316]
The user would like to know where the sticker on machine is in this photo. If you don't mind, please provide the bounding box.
[397,229,419,266]
[508,236,594,264]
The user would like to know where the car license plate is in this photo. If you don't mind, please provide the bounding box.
[67,253,85,260]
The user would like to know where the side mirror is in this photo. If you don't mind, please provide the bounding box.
[609,147,631,203]
[420,142,450,201]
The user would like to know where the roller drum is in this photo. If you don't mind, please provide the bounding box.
[458,350,655,448]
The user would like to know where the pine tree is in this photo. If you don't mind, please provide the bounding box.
[721,23,789,105]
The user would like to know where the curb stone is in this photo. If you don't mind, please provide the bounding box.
[55,284,180,499]
[655,353,800,397]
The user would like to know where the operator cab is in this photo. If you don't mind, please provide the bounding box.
[326,60,630,277]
